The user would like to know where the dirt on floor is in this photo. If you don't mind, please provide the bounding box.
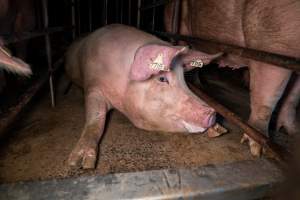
[0,70,285,183]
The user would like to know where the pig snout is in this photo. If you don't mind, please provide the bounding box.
[180,99,216,133]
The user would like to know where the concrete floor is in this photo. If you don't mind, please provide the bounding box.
[0,69,284,183]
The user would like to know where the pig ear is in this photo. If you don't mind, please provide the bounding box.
[0,46,32,76]
[130,44,187,81]
[181,50,223,71]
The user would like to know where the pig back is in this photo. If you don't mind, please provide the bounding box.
[187,0,300,58]
[65,24,164,90]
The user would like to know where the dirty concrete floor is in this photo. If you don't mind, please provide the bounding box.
[0,70,282,183]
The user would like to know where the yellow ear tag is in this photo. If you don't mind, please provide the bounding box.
[149,53,169,71]
[190,59,204,68]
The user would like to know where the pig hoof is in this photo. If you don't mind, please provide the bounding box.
[68,142,98,169]
[206,123,228,138]
[240,134,263,157]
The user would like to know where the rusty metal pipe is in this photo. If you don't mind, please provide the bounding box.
[140,0,171,10]
[188,83,290,161]
[155,31,300,72]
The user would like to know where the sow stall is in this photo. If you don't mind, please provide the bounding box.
[1,0,299,199]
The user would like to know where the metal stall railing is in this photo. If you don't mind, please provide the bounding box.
[136,0,299,161]
[0,0,79,137]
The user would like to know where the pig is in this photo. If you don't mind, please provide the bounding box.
[165,0,300,156]
[65,24,222,169]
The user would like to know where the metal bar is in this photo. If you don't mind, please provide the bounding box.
[0,159,284,200]
[151,0,156,31]
[0,56,64,138]
[2,27,74,45]
[120,0,123,24]
[76,0,81,35]
[42,0,55,107]
[188,83,290,161]
[140,0,171,10]
[137,0,141,28]
[128,0,132,25]
[171,0,181,44]
[155,31,300,72]
[104,0,108,25]
[88,0,92,32]
[71,0,76,39]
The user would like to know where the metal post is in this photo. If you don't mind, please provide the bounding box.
[76,0,81,35]
[42,0,55,107]
[128,0,131,25]
[137,0,141,28]
[120,0,123,24]
[104,0,108,25]
[171,0,181,44]
[71,0,76,39]
[88,0,92,32]
[151,0,156,31]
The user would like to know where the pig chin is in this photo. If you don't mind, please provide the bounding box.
[181,120,207,133]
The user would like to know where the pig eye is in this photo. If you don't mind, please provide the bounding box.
[158,76,169,84]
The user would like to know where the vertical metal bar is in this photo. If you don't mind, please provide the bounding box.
[104,0,108,25]
[171,0,181,44]
[88,0,92,32]
[151,0,156,31]
[42,0,55,107]
[128,0,131,25]
[120,0,123,24]
[137,0,141,28]
[76,0,81,35]
[71,0,76,39]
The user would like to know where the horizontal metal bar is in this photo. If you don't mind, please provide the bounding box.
[0,159,284,200]
[155,31,300,72]
[188,83,291,162]
[140,0,172,10]
[2,26,74,45]
[0,56,64,138]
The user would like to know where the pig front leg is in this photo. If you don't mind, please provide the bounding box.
[241,61,292,156]
[68,89,109,169]
[276,75,300,135]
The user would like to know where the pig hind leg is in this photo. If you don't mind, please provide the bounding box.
[68,89,109,169]
[241,61,292,156]
[276,75,300,135]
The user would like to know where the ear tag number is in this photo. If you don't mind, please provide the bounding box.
[190,59,204,68]
[149,53,169,71]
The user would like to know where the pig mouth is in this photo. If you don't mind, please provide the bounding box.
[181,120,207,133]
[181,114,216,133]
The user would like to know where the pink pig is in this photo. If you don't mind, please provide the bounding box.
[65,24,222,169]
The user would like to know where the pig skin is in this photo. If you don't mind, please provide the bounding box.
[65,24,222,169]
[165,0,300,156]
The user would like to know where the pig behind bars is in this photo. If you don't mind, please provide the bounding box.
[65,24,222,169]
[165,0,300,156]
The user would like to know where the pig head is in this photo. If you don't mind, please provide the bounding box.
[126,44,221,132]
